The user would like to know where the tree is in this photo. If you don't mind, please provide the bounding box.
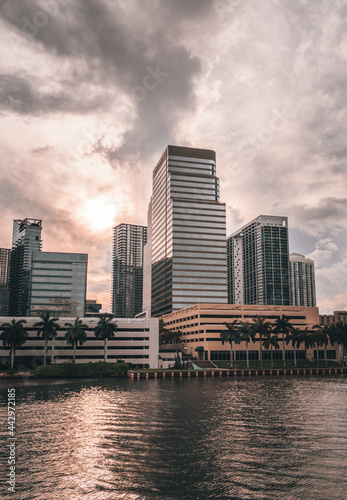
[252,316,271,369]
[312,324,329,366]
[159,319,170,346]
[94,314,118,362]
[328,322,347,366]
[0,319,28,369]
[301,327,313,366]
[274,315,293,368]
[34,312,60,366]
[238,321,255,369]
[220,320,241,368]
[310,326,329,368]
[64,317,88,363]
[286,327,303,368]
[262,331,280,369]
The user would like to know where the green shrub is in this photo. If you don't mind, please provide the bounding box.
[35,361,130,378]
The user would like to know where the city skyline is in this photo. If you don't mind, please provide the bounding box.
[0,0,346,314]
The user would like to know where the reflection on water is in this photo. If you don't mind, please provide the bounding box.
[1,376,347,500]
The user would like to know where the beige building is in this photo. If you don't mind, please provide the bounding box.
[320,310,347,326]
[0,316,159,369]
[161,303,338,363]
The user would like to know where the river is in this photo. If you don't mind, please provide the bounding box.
[1,376,347,499]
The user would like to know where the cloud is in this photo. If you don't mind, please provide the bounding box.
[0,0,346,313]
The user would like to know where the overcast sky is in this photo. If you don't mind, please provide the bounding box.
[0,0,346,314]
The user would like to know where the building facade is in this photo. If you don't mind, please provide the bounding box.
[112,224,147,317]
[8,218,42,316]
[30,251,87,317]
[0,248,10,316]
[161,303,335,363]
[227,215,290,305]
[289,253,316,307]
[320,310,347,326]
[144,145,228,317]
[0,316,159,369]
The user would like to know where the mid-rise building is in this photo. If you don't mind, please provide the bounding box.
[161,303,334,363]
[8,218,42,316]
[0,248,10,315]
[143,145,228,317]
[30,251,87,317]
[227,215,290,305]
[0,316,159,369]
[85,299,102,316]
[289,253,316,307]
[320,310,347,326]
[112,224,147,317]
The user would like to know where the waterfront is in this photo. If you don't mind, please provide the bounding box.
[1,376,347,499]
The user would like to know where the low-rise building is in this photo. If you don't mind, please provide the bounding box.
[320,310,347,326]
[0,316,159,369]
[161,303,338,363]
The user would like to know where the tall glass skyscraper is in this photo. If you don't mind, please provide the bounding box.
[144,145,228,317]
[0,248,10,316]
[8,218,42,316]
[30,251,88,317]
[289,253,316,307]
[227,215,290,305]
[112,224,147,317]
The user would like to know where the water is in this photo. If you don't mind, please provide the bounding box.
[1,376,347,500]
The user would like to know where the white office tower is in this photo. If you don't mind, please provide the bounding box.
[289,253,316,307]
[143,145,228,317]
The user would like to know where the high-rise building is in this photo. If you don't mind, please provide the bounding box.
[143,145,228,317]
[227,215,290,305]
[30,251,88,317]
[289,253,316,307]
[112,224,147,317]
[8,218,42,316]
[0,248,10,316]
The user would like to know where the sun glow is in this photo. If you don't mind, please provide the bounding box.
[82,197,117,232]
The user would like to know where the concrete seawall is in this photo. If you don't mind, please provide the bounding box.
[128,367,347,380]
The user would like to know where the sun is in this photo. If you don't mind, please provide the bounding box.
[81,197,117,232]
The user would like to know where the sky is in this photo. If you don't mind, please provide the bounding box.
[0,0,346,314]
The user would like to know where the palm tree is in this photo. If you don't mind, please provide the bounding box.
[220,320,241,368]
[274,315,293,368]
[94,314,118,362]
[159,319,170,347]
[0,319,28,369]
[252,315,271,369]
[286,327,303,368]
[262,331,280,369]
[301,327,313,366]
[238,321,255,369]
[310,327,329,368]
[313,324,329,366]
[64,317,88,363]
[34,312,60,365]
[328,322,347,366]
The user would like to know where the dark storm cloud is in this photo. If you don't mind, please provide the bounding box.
[0,73,112,115]
[295,198,347,222]
[0,0,203,159]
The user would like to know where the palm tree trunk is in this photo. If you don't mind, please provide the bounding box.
[246,342,249,369]
[317,346,319,368]
[73,342,76,363]
[324,345,327,366]
[293,346,297,368]
[230,342,233,369]
[11,344,15,369]
[271,346,273,369]
[44,338,47,366]
[283,336,286,368]
[259,334,263,369]
[104,339,107,362]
